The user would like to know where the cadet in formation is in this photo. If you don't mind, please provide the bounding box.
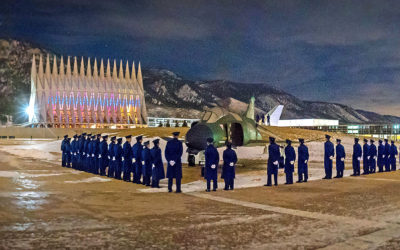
[142,141,153,186]
[265,136,280,186]
[377,139,385,172]
[204,137,219,192]
[323,134,334,179]
[369,139,377,173]
[132,136,143,184]
[114,138,123,180]
[78,133,86,171]
[99,135,109,176]
[297,138,309,183]
[352,138,362,176]
[84,134,92,172]
[284,139,295,185]
[123,135,133,182]
[362,138,370,174]
[390,140,398,171]
[384,139,390,172]
[151,139,165,188]
[165,132,183,193]
[66,137,72,168]
[221,142,237,190]
[71,135,78,169]
[335,139,345,178]
[108,136,116,178]
[93,134,101,174]
[61,135,68,167]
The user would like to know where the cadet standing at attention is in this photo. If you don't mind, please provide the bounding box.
[284,139,295,185]
[165,132,183,193]
[66,137,72,168]
[204,137,219,192]
[265,137,280,186]
[377,139,385,172]
[61,135,68,167]
[297,138,309,183]
[84,134,92,172]
[384,139,391,171]
[132,136,143,184]
[122,135,133,181]
[93,134,101,175]
[114,138,123,180]
[221,142,237,190]
[323,135,334,179]
[352,138,362,176]
[99,135,109,176]
[151,139,165,188]
[335,139,345,178]
[362,139,370,175]
[389,140,398,171]
[89,135,96,173]
[142,141,153,186]
[108,136,116,178]
[78,133,86,171]
[71,135,78,169]
[369,139,377,173]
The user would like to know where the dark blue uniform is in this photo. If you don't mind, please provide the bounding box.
[324,140,334,179]
[89,139,97,173]
[384,142,391,171]
[335,144,345,178]
[363,142,370,174]
[132,142,143,184]
[204,144,219,191]
[352,142,362,176]
[165,138,183,192]
[151,145,165,188]
[108,141,116,178]
[84,138,91,172]
[284,145,296,184]
[93,138,100,174]
[78,136,86,170]
[369,143,377,173]
[390,143,398,171]
[99,139,108,176]
[298,144,309,182]
[71,138,78,169]
[65,139,72,168]
[142,146,153,186]
[221,148,237,190]
[61,138,67,167]
[377,141,385,172]
[114,141,123,179]
[267,143,280,186]
[122,141,133,181]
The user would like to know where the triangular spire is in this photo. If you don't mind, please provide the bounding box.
[59,56,65,76]
[87,57,92,77]
[80,57,85,76]
[119,60,124,79]
[38,54,44,76]
[106,59,111,78]
[137,62,143,90]
[125,60,130,80]
[112,59,118,79]
[52,55,58,75]
[93,58,98,78]
[99,59,104,78]
[45,54,51,76]
[73,56,78,76]
[131,61,137,83]
[31,54,37,79]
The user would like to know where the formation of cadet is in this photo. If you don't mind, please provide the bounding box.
[60,131,400,191]
[60,132,178,191]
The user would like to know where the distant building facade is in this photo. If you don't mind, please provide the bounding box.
[28,54,147,128]
[147,117,199,127]
[277,119,339,127]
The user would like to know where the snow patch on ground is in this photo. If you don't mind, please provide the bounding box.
[64,177,111,184]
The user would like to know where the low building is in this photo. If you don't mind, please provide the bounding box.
[147,117,199,127]
[277,119,339,127]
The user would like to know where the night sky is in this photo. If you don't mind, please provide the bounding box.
[2,0,400,115]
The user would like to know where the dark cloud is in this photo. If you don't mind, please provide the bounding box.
[2,0,400,115]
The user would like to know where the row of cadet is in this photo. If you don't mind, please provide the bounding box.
[60,133,238,192]
[266,134,399,186]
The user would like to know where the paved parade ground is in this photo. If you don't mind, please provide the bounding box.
[1,140,400,249]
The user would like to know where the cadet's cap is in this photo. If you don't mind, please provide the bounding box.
[82,133,87,136]
[67,137,71,140]
[391,140,395,143]
[97,134,101,137]
[370,139,375,143]
[111,136,116,141]
[125,135,132,139]
[286,139,291,144]
[299,138,305,143]
[136,135,143,141]
[379,139,383,143]
[87,133,92,136]
[73,135,77,138]
[91,135,96,139]
[355,138,359,142]
[64,135,68,138]
[102,135,108,139]
[325,134,331,139]
[336,139,341,142]
[153,138,160,144]
[143,141,150,146]
[384,138,388,142]
[226,141,232,147]
[117,137,123,142]
[172,131,180,136]
[363,138,368,142]
[207,137,214,143]
[269,137,275,142]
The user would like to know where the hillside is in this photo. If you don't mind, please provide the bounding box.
[1,38,399,124]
